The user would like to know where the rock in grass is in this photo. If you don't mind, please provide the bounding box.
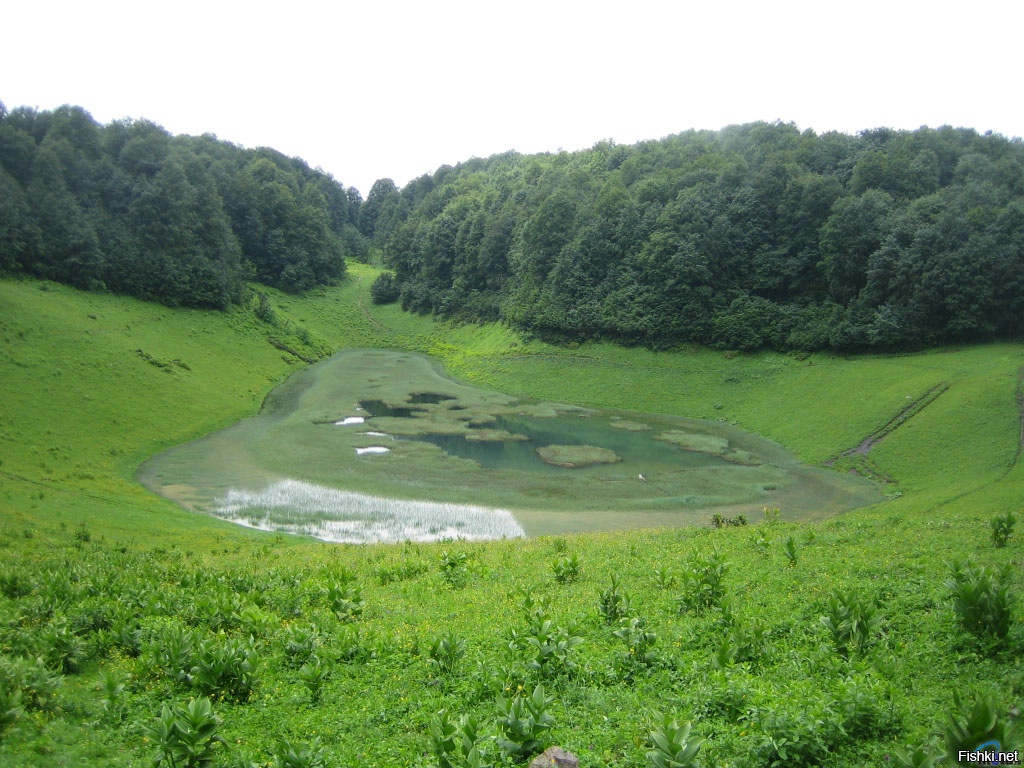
[529,746,579,768]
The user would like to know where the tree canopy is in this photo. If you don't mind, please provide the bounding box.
[372,123,1024,351]
[3,104,1022,352]
[0,103,365,307]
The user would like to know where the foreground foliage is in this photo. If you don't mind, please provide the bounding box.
[0,276,1021,765]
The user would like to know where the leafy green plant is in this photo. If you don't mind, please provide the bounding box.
[511,619,582,679]
[428,631,467,677]
[647,713,705,768]
[783,536,798,567]
[652,566,677,589]
[273,738,327,768]
[0,571,32,599]
[298,659,330,705]
[189,635,259,701]
[333,625,375,664]
[496,683,554,759]
[0,685,24,736]
[676,552,730,613]
[551,553,581,584]
[145,697,226,768]
[326,582,365,621]
[282,625,321,669]
[146,623,198,686]
[893,739,946,768]
[440,550,470,589]
[752,528,771,557]
[943,689,1019,765]
[429,710,490,768]
[711,621,768,669]
[40,618,88,673]
[599,575,632,625]
[613,616,659,671]
[751,698,841,767]
[0,655,62,711]
[97,669,127,723]
[990,511,1015,548]
[947,560,1014,641]
[820,589,883,658]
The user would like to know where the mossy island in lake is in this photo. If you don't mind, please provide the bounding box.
[536,444,622,468]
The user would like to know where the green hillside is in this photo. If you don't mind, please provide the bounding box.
[0,268,1021,766]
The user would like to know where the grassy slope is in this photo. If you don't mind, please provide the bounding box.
[0,267,1021,766]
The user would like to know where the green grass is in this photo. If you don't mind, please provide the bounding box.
[0,268,1022,767]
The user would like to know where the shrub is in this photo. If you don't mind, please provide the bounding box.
[190,635,259,702]
[282,625,321,669]
[819,589,883,658]
[551,554,580,584]
[440,550,470,589]
[893,739,945,768]
[0,685,23,736]
[370,272,401,305]
[599,576,632,625]
[613,616,659,670]
[298,659,330,705]
[0,656,62,711]
[326,582,365,621]
[511,619,582,680]
[783,536,798,567]
[274,739,327,768]
[712,621,769,669]
[145,697,225,768]
[947,561,1014,641]
[676,552,730,614]
[496,683,554,759]
[647,713,705,768]
[0,571,32,599]
[990,512,1016,548]
[428,631,467,677]
[429,710,489,768]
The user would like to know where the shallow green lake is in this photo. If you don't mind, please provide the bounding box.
[137,349,883,541]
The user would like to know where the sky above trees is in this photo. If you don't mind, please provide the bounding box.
[4,0,1022,196]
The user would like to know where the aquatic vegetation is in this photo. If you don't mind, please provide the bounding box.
[214,479,526,544]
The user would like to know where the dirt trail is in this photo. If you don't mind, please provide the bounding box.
[827,382,949,464]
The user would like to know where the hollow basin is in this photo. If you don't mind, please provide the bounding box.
[137,349,883,541]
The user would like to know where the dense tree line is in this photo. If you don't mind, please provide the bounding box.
[0,103,365,307]
[374,123,1024,350]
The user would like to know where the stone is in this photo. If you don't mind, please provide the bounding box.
[528,746,579,768]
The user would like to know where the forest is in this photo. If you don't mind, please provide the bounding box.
[371,123,1024,351]
[2,102,1023,350]
[0,103,366,307]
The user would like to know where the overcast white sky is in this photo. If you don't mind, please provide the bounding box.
[4,1,1021,196]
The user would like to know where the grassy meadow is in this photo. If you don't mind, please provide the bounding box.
[0,266,1021,767]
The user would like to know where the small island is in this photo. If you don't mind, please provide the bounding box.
[535,444,622,468]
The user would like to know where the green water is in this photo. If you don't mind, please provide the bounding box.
[137,349,885,537]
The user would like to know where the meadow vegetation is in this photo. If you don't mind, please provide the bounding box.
[0,267,1021,766]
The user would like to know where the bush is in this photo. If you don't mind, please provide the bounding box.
[947,561,1014,641]
[820,589,883,658]
[598,576,632,625]
[990,512,1016,548]
[676,552,730,613]
[496,683,554,759]
[145,697,225,768]
[370,272,401,305]
[647,713,705,768]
